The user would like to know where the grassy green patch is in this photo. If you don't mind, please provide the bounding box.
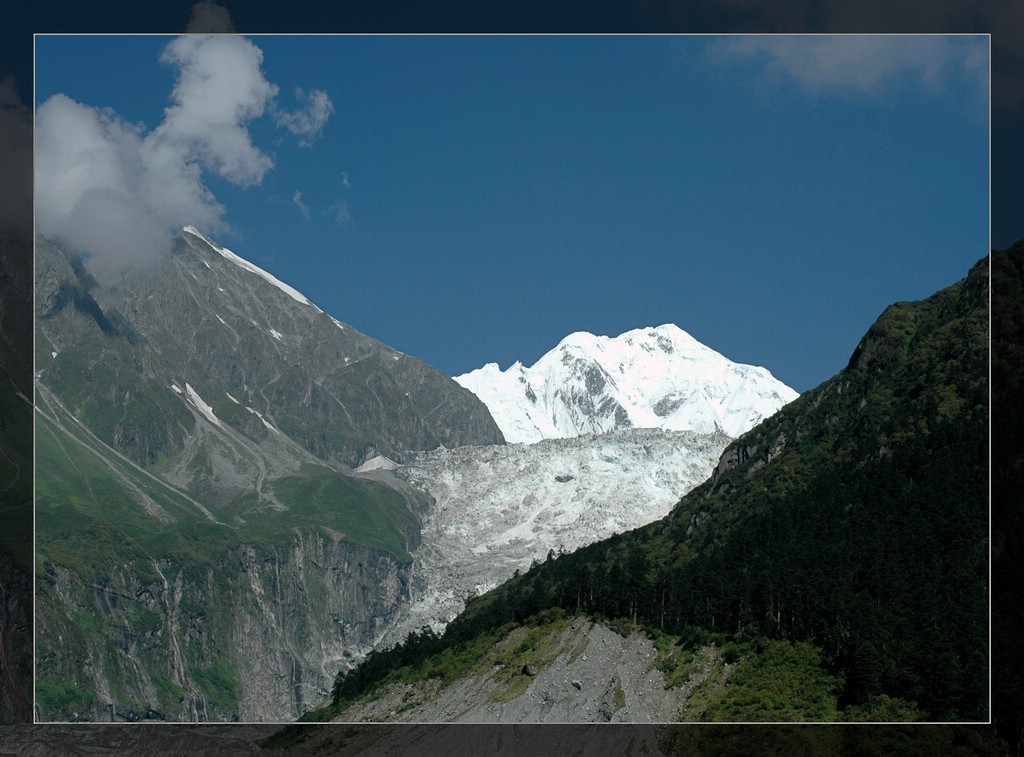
[487,610,574,702]
[36,400,418,593]
[36,681,97,714]
[656,648,697,691]
[260,463,417,562]
[189,658,239,713]
[613,678,626,710]
[701,640,841,722]
[151,673,185,705]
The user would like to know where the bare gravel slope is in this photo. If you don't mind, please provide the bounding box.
[333,617,729,724]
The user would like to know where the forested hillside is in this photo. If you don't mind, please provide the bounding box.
[319,252,989,723]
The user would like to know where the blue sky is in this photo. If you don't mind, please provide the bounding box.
[34,35,988,392]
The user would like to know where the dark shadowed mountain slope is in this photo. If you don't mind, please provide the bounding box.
[321,251,988,723]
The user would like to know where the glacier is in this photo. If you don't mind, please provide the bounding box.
[373,427,733,649]
[370,324,800,651]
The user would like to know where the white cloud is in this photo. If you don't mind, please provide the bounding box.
[35,93,215,285]
[293,190,310,218]
[708,35,986,98]
[274,88,334,147]
[35,34,333,287]
[155,35,278,186]
[341,171,351,189]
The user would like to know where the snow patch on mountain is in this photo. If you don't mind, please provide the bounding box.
[377,427,731,648]
[354,455,400,473]
[184,382,221,427]
[455,324,798,443]
[246,405,281,434]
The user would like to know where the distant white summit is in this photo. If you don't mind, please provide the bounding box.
[454,324,799,444]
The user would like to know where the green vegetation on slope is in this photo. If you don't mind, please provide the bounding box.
[34,399,420,719]
[701,639,841,722]
[35,400,419,573]
[35,235,459,720]
[313,608,881,724]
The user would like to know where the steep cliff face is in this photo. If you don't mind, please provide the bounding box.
[36,530,413,722]
[230,532,413,720]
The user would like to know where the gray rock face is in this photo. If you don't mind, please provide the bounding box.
[37,231,504,469]
[37,531,411,722]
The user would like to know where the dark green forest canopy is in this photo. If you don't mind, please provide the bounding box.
[323,253,989,723]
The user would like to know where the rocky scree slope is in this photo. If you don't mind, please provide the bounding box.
[334,617,717,723]
[33,229,501,722]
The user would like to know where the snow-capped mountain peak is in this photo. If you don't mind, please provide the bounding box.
[455,325,798,444]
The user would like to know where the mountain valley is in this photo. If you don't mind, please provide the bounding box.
[313,252,989,724]
[33,228,794,722]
